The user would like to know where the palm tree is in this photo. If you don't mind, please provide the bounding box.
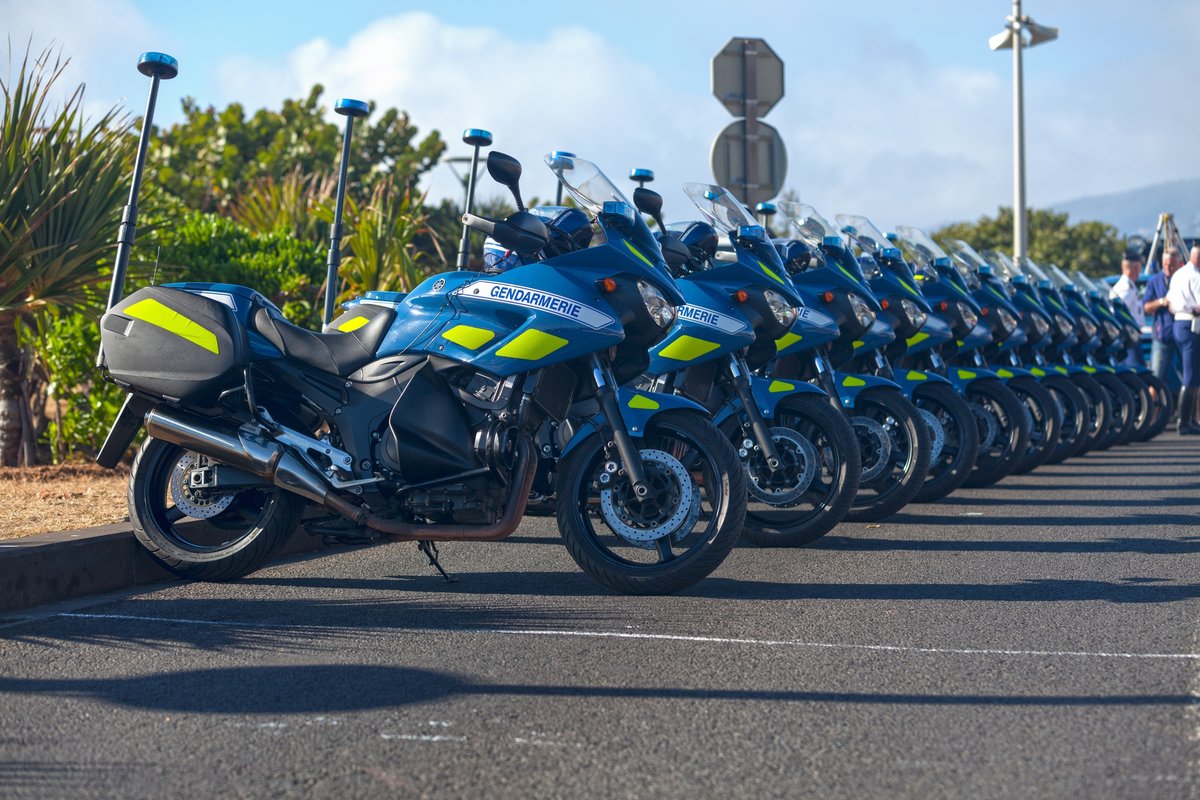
[0,47,133,465]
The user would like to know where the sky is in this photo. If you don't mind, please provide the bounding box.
[4,0,1198,229]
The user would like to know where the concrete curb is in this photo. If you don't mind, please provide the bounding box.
[0,522,324,614]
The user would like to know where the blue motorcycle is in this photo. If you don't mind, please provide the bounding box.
[95,73,745,595]
[636,183,860,546]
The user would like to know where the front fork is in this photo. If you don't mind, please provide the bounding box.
[727,355,782,471]
[589,354,650,499]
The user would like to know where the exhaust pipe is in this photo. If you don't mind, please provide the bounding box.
[145,408,537,542]
[144,408,331,505]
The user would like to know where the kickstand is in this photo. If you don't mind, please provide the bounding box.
[417,540,455,583]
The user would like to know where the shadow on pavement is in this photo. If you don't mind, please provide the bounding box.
[812,535,1200,556]
[0,663,1193,715]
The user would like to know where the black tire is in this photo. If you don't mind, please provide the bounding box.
[1137,372,1172,441]
[1042,374,1090,464]
[912,382,979,503]
[556,410,745,595]
[1070,373,1111,455]
[735,394,861,547]
[1009,376,1062,474]
[129,437,303,581]
[844,388,931,522]
[962,378,1030,487]
[1091,372,1135,450]
[1117,372,1153,444]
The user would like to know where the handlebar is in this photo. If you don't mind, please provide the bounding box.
[462,212,497,237]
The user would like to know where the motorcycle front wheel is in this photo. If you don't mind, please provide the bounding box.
[1042,374,1090,464]
[1009,376,1062,474]
[962,378,1030,487]
[1071,373,1112,455]
[128,437,303,581]
[844,388,931,522]
[1091,372,1135,450]
[912,382,979,503]
[1136,372,1172,441]
[734,393,861,547]
[556,410,745,595]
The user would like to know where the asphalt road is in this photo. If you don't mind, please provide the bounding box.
[2,436,1199,799]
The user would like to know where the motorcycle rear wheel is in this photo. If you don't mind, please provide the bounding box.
[128,437,303,581]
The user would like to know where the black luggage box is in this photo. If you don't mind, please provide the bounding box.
[101,286,250,404]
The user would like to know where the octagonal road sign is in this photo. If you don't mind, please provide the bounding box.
[710,118,788,207]
[712,37,785,118]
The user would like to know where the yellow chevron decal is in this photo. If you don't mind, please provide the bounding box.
[957,369,977,379]
[657,334,720,361]
[768,380,795,393]
[628,394,660,410]
[906,370,928,381]
[906,332,930,347]
[842,376,867,387]
[495,329,568,360]
[775,332,804,351]
[123,298,219,354]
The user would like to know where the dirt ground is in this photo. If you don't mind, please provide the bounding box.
[0,463,129,540]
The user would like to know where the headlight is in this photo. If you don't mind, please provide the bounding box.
[637,280,676,328]
[1029,311,1050,338]
[1102,320,1120,341]
[956,301,978,330]
[1054,313,1073,336]
[763,289,798,327]
[1079,316,1097,338]
[1124,324,1140,341]
[900,298,927,329]
[995,307,1018,334]
[848,293,876,328]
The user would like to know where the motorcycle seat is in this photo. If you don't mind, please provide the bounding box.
[252,304,395,376]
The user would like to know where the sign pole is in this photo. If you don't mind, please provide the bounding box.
[742,39,758,208]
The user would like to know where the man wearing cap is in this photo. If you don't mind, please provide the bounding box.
[1165,245,1200,434]
[1110,252,1145,366]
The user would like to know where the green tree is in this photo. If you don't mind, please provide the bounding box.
[150,86,445,213]
[0,47,134,465]
[934,207,1126,278]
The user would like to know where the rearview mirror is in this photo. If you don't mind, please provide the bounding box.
[487,151,525,212]
[633,187,667,233]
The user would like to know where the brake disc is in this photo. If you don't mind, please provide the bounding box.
[969,402,1000,449]
[746,427,818,506]
[918,408,946,463]
[600,449,700,549]
[169,453,235,519]
[851,416,893,483]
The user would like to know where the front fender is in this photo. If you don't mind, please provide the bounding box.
[993,366,1035,381]
[712,374,827,426]
[945,366,1002,392]
[560,387,709,458]
[890,368,952,400]
[834,371,901,409]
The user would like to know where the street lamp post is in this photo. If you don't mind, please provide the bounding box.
[990,0,1057,263]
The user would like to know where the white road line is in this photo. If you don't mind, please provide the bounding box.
[51,612,1200,661]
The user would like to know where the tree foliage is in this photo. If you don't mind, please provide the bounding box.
[934,207,1126,278]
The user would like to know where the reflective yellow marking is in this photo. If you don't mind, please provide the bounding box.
[906,370,928,381]
[768,380,795,393]
[775,332,804,351]
[957,369,977,379]
[852,340,865,350]
[442,324,495,350]
[756,259,786,284]
[897,278,920,297]
[495,329,568,360]
[658,334,720,361]
[1031,367,1046,376]
[842,376,867,387]
[1082,365,1097,373]
[997,368,1014,378]
[906,332,930,347]
[628,394,660,410]
[623,239,654,268]
[956,340,965,347]
[336,315,370,332]
[123,298,219,354]
[1055,366,1068,374]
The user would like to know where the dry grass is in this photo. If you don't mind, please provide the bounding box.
[0,463,129,540]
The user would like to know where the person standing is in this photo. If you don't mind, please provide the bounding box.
[1110,252,1145,366]
[1144,246,1181,388]
[1165,245,1200,434]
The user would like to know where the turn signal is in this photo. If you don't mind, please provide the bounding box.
[821,291,834,303]
[599,277,618,293]
[938,301,949,312]
[980,306,990,316]
[733,289,749,303]
[880,299,890,310]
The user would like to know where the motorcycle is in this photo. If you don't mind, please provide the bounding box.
[95,59,744,596]
[771,203,932,521]
[891,228,1031,487]
[638,183,860,546]
[834,215,980,502]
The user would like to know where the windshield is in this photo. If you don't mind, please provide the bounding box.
[545,154,633,213]
[983,249,1023,282]
[682,182,757,234]
[1046,262,1075,290]
[1072,270,1102,293]
[1021,257,1052,283]
[893,226,950,267]
[834,214,897,258]
[777,202,867,284]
